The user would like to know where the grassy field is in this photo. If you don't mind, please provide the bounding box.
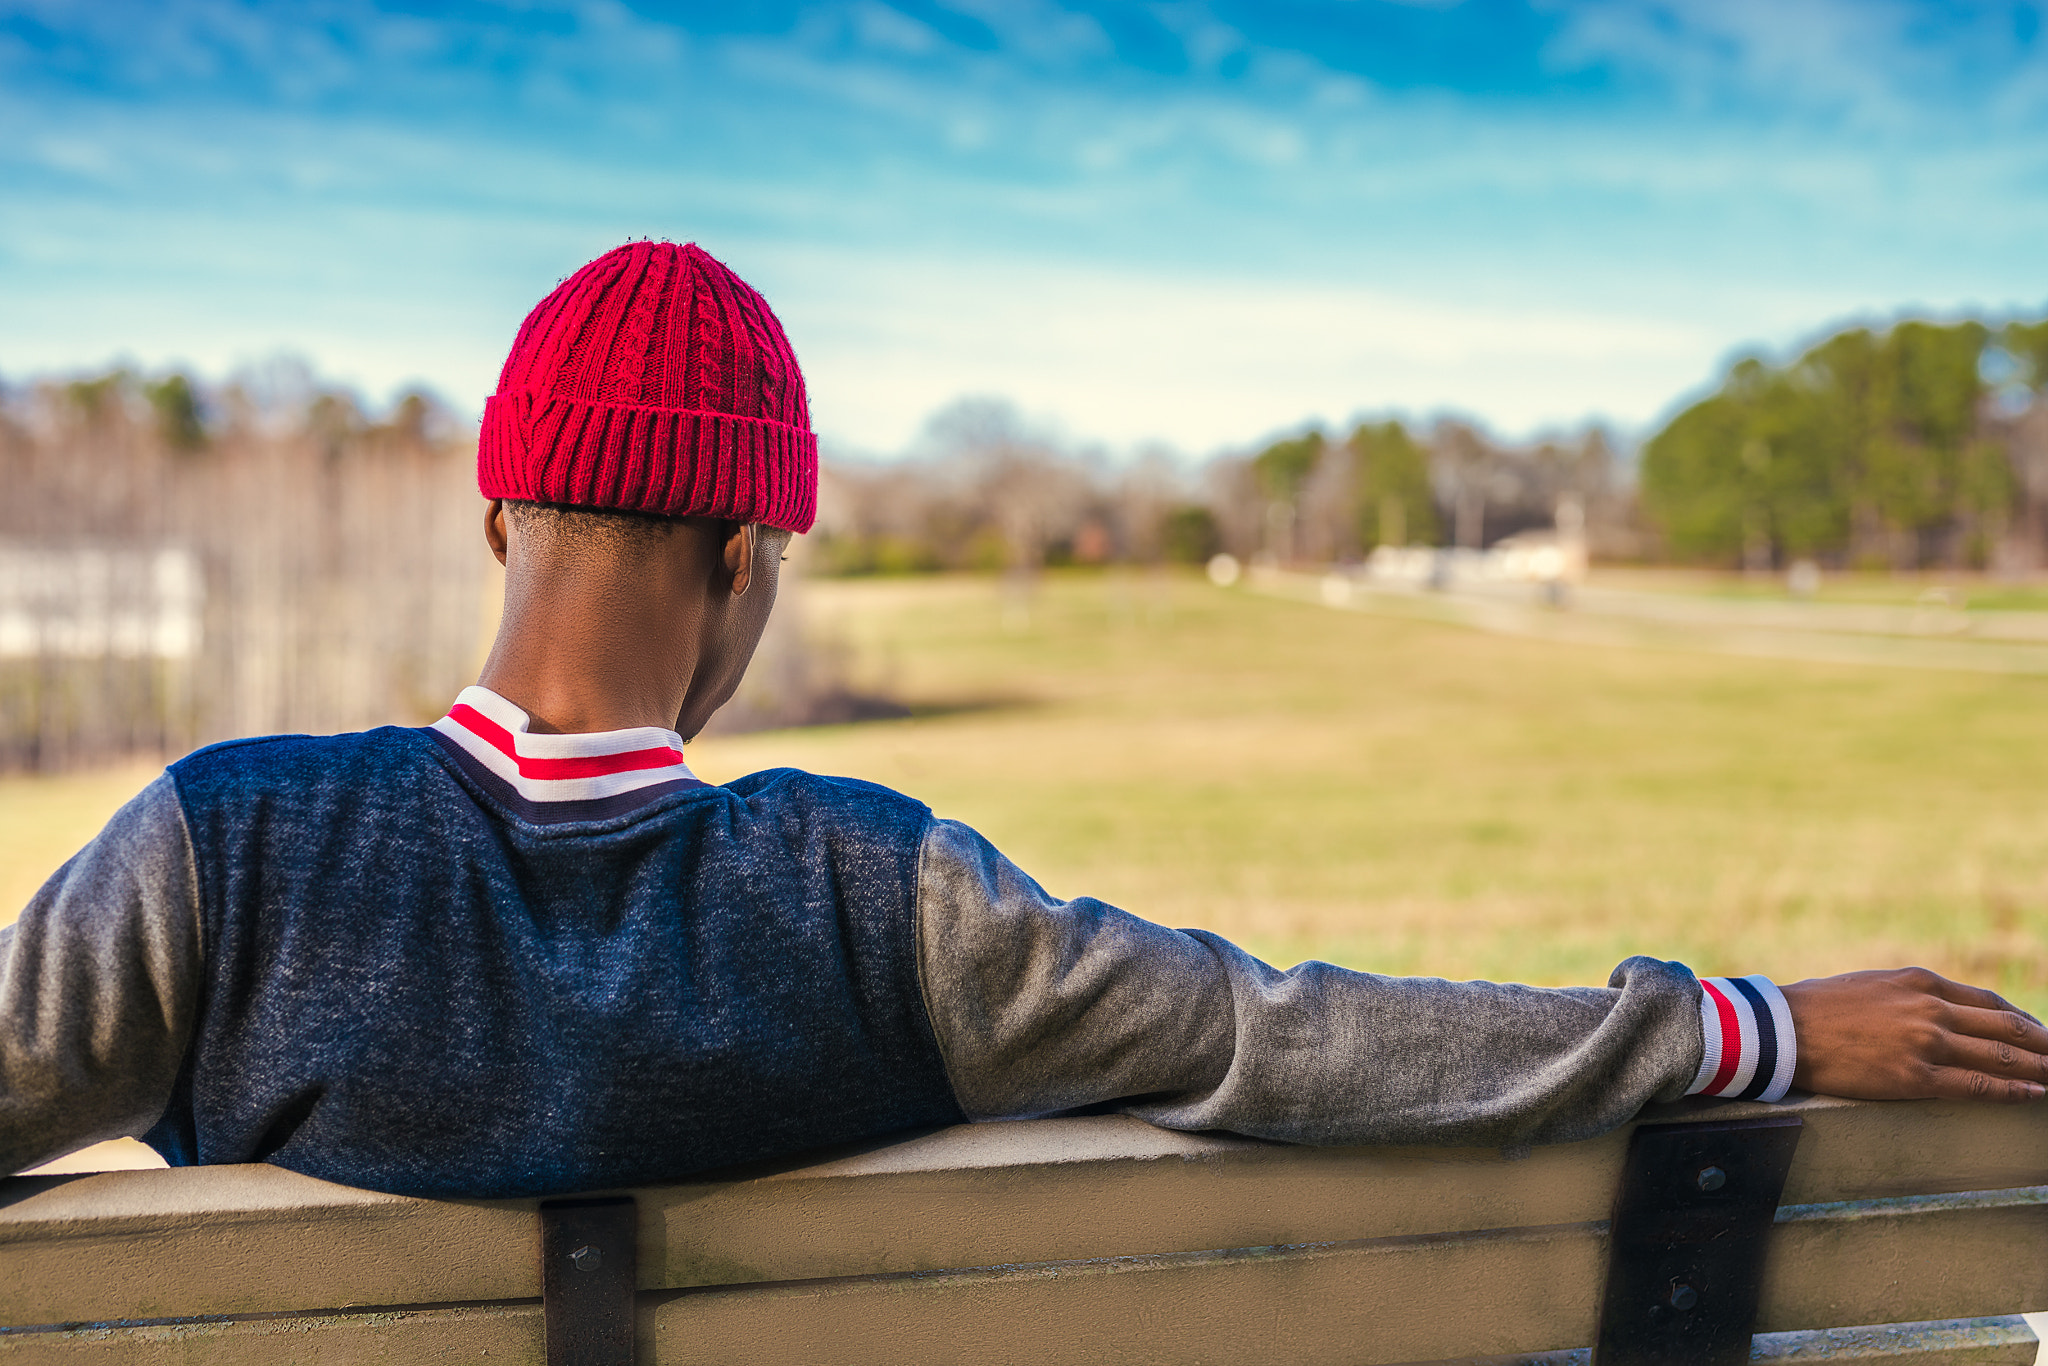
[8,569,2048,1019]
[0,763,165,930]
[696,570,2048,1014]
[1595,565,2048,612]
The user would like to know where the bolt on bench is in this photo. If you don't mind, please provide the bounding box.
[2,1092,2044,1364]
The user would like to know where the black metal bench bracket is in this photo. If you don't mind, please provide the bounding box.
[540,1195,639,1366]
[1593,1114,1803,1366]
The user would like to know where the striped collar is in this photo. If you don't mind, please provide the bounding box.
[427,685,707,823]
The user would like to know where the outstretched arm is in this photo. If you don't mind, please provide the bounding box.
[915,818,2048,1150]
[917,817,1702,1148]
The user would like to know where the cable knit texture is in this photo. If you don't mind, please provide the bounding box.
[479,242,818,532]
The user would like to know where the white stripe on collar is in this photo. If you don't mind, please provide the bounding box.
[430,685,701,805]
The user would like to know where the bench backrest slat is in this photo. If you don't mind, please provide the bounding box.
[2,1094,2044,1363]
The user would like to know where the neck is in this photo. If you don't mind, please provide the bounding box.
[478,550,704,736]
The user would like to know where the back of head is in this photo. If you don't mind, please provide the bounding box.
[499,499,694,566]
[479,242,817,532]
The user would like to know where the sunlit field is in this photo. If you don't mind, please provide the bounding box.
[8,570,2048,1022]
[695,570,2048,1016]
[0,763,165,930]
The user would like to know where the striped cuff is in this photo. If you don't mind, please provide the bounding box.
[1687,975,1797,1103]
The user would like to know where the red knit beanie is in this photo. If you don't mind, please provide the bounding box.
[478,242,817,532]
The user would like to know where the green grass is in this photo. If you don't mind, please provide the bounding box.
[1596,565,2048,612]
[694,570,2048,1015]
[9,570,2048,1018]
[0,763,163,928]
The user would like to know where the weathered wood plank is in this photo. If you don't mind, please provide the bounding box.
[19,1189,2012,1366]
[0,1305,542,1365]
[638,1191,2048,1365]
[1761,1189,2048,1332]
[1428,1316,2044,1366]
[1750,1315,2043,1364]
[3,1314,2039,1366]
[3,1096,2045,1330]
[2,1239,2039,1366]
[643,1224,1607,1366]
[0,1166,534,1324]
[3,1310,2035,1366]
[1772,1097,2048,1202]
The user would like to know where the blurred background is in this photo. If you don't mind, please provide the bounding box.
[7,0,2048,1091]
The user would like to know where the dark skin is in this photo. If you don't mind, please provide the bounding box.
[478,498,790,741]
[1783,968,2047,1102]
[476,496,2048,1106]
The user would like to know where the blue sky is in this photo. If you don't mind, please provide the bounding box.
[4,1,2048,455]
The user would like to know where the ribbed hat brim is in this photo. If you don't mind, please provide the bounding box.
[478,390,818,533]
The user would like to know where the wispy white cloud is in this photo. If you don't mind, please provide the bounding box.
[846,1,944,56]
[4,0,2048,450]
[773,247,1745,452]
[1542,0,2048,128]
[943,0,1114,65]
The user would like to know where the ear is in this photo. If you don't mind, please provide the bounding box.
[484,499,509,566]
[723,522,757,597]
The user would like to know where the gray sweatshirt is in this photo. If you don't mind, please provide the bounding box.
[0,773,1716,1177]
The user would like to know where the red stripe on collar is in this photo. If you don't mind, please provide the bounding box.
[446,703,686,780]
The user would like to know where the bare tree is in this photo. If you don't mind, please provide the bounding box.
[0,367,487,771]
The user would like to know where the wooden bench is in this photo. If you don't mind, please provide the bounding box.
[1,1092,2044,1364]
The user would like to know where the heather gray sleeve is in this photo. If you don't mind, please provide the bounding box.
[915,817,1706,1148]
[1,774,202,1174]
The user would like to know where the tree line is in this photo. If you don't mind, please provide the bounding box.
[0,363,485,770]
[0,362,907,770]
[821,314,2048,579]
[19,311,2043,771]
[1640,318,2048,571]
[812,399,1633,578]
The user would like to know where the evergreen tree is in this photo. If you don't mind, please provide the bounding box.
[1348,420,1439,549]
[1253,431,1324,504]
[1641,320,2008,568]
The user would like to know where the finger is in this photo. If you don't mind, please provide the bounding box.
[1924,1066,2045,1104]
[1940,1030,2048,1083]
[1924,973,2038,1022]
[1943,1002,2048,1055]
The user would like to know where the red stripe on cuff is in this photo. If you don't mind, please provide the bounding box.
[1702,979,1744,1095]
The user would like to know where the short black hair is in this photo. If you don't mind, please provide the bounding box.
[503,499,698,550]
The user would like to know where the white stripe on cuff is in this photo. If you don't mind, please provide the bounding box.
[1740,974,1798,1103]
[1689,982,1724,1095]
[1685,973,1798,1103]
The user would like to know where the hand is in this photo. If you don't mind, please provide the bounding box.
[1782,967,2048,1103]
